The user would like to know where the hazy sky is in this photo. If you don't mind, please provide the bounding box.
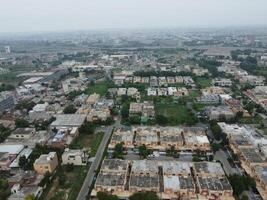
[1,0,267,33]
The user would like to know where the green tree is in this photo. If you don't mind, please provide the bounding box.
[129,115,141,124]
[210,121,222,140]
[113,142,124,159]
[0,125,11,143]
[24,194,35,200]
[138,145,151,159]
[129,191,160,200]
[38,172,51,187]
[19,155,27,168]
[15,118,30,128]
[228,175,256,196]
[211,143,222,152]
[96,192,119,200]
[0,179,10,200]
[15,100,35,111]
[78,122,95,135]
[63,104,77,114]
[156,115,168,125]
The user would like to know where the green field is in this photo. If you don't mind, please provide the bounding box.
[69,132,104,156]
[42,166,89,200]
[192,103,210,112]
[155,103,197,125]
[90,132,104,156]
[195,77,212,88]
[188,89,201,99]
[0,65,39,85]
[85,81,110,96]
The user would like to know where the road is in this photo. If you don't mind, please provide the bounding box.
[214,149,239,176]
[76,119,121,200]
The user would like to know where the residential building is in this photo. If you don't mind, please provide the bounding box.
[0,91,15,115]
[62,149,88,165]
[33,152,58,175]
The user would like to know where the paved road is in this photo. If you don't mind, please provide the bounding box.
[214,149,239,176]
[76,119,121,200]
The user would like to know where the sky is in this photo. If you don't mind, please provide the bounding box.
[0,0,267,33]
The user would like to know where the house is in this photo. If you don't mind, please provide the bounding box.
[29,102,51,121]
[129,102,155,119]
[0,91,15,115]
[50,114,87,129]
[117,88,127,96]
[86,93,100,105]
[203,106,235,120]
[62,149,88,165]
[8,128,36,140]
[8,184,43,200]
[212,78,232,87]
[147,87,157,96]
[33,152,58,175]
[87,108,111,122]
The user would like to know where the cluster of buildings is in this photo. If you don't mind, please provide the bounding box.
[113,72,195,87]
[218,123,267,199]
[92,159,233,200]
[109,126,210,153]
[108,87,140,99]
[244,86,267,111]
[218,64,265,86]
[75,93,113,122]
[0,91,16,115]
[147,87,188,97]
[129,102,155,120]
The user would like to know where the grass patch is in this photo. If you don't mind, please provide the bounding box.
[239,116,262,124]
[65,166,89,200]
[69,132,104,156]
[90,132,104,156]
[85,81,110,96]
[155,103,197,125]
[192,103,207,112]
[189,89,201,99]
[195,77,212,88]
[69,134,94,149]
[42,166,89,200]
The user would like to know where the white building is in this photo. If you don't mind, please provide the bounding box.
[62,149,88,165]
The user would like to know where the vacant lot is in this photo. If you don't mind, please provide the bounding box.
[43,166,89,200]
[195,77,212,88]
[155,103,197,125]
[70,132,104,156]
[85,81,110,96]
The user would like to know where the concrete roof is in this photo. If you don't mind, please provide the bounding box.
[51,114,86,127]
[0,144,24,154]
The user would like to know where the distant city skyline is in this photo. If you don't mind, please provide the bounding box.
[1,0,267,33]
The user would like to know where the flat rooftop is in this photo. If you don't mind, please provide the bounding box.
[130,174,159,188]
[240,148,265,163]
[51,114,87,127]
[198,177,232,191]
[161,161,191,175]
[194,162,225,176]
[101,159,129,172]
[0,144,24,154]
[96,172,126,187]
[131,160,158,174]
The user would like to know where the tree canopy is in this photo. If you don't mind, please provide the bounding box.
[96,192,119,200]
[129,191,160,200]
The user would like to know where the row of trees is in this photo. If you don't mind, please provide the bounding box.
[97,191,159,200]
[0,83,15,92]
[0,179,10,200]
[0,124,11,143]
